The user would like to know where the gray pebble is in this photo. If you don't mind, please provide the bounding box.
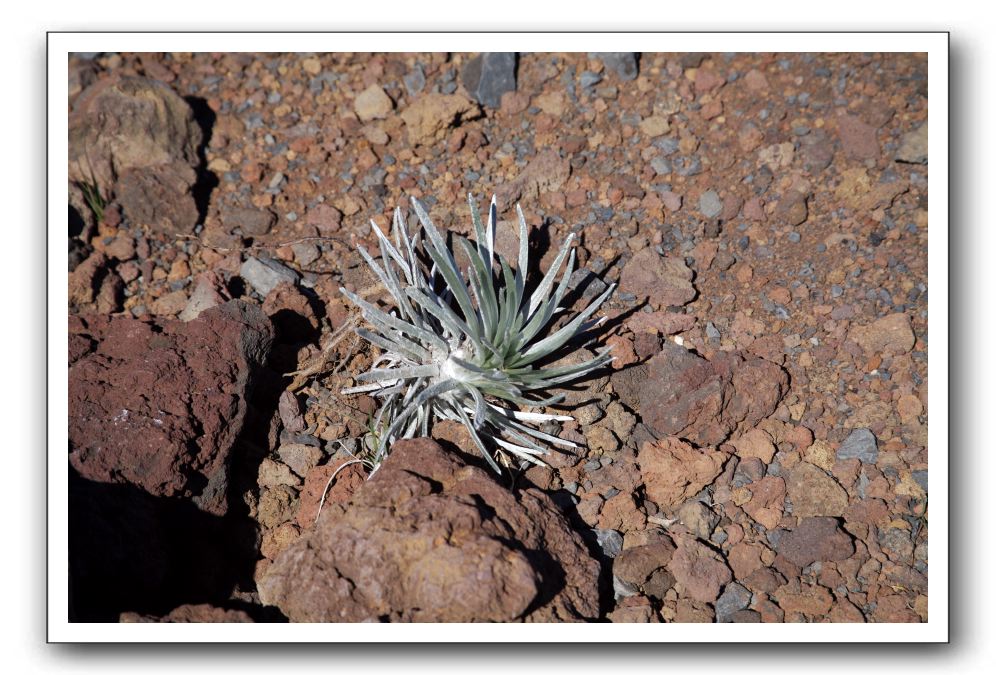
[591,52,638,81]
[240,256,300,297]
[461,52,516,109]
[837,428,879,464]
[579,71,603,88]
[715,582,753,622]
[699,190,723,219]
[403,63,426,96]
[594,528,624,558]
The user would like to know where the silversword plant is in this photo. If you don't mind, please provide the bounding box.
[340,194,615,475]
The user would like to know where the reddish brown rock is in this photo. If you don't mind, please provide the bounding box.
[786,462,849,518]
[617,342,788,447]
[732,428,777,464]
[69,76,203,191]
[728,542,766,580]
[667,535,733,603]
[607,595,660,622]
[849,313,915,357]
[68,301,274,515]
[613,541,676,600]
[598,492,647,532]
[69,76,204,234]
[295,459,368,528]
[777,517,855,567]
[219,205,277,236]
[626,311,696,335]
[260,439,601,622]
[638,436,728,509]
[619,248,696,308]
[68,251,109,311]
[116,162,200,234]
[742,476,786,530]
[773,582,834,616]
[836,113,880,160]
[774,190,809,227]
[829,596,867,623]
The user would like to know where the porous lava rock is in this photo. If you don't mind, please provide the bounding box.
[68,300,274,515]
[259,438,602,622]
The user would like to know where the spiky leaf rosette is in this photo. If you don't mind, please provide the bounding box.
[340,194,615,474]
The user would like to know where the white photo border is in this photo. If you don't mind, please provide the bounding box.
[48,31,948,643]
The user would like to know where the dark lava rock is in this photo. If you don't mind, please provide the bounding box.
[776,517,855,566]
[68,300,274,515]
[592,52,639,81]
[613,341,789,447]
[461,52,517,109]
[837,428,879,464]
[259,438,602,622]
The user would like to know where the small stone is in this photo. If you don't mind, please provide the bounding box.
[619,248,696,308]
[403,64,426,96]
[668,535,732,603]
[786,462,849,517]
[777,517,854,567]
[803,439,836,472]
[221,206,276,236]
[400,93,480,145]
[179,272,227,322]
[150,289,188,316]
[305,203,343,234]
[240,257,300,297]
[677,500,720,539]
[775,190,809,226]
[732,428,776,464]
[837,113,879,160]
[742,476,786,530]
[277,443,325,478]
[593,52,638,81]
[897,394,924,423]
[849,312,915,356]
[639,437,727,509]
[460,53,517,109]
[258,458,300,489]
[292,242,320,267]
[715,582,752,622]
[837,428,879,464]
[639,115,670,138]
[660,190,682,212]
[579,71,602,88]
[594,528,624,558]
[896,122,928,164]
[257,484,299,529]
[699,190,723,219]
[354,84,393,122]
